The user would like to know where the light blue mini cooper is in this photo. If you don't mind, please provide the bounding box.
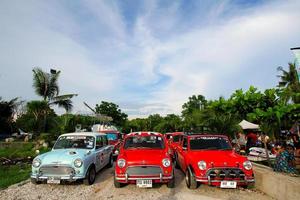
[31,132,114,185]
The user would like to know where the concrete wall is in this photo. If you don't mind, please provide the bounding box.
[253,163,300,200]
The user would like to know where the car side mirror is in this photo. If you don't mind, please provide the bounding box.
[86,150,91,155]
[182,147,187,151]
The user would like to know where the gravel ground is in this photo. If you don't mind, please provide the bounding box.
[0,166,274,200]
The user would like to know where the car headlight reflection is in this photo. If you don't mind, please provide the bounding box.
[117,159,126,168]
[243,161,252,170]
[162,158,171,167]
[74,158,83,168]
[32,158,41,168]
[198,160,207,170]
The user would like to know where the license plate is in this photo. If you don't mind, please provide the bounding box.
[220,181,237,188]
[136,179,152,188]
[47,177,60,184]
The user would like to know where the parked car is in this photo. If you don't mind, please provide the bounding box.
[31,132,114,185]
[114,132,175,188]
[175,134,255,189]
[166,132,184,160]
[92,124,123,157]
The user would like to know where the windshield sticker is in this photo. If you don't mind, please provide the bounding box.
[196,137,219,140]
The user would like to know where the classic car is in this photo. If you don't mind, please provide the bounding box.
[175,134,255,189]
[31,132,114,185]
[114,132,175,188]
[166,132,184,161]
[92,124,122,156]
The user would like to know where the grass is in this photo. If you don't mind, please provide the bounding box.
[0,164,31,189]
[0,142,50,158]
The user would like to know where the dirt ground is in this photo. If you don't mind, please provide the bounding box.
[0,166,275,200]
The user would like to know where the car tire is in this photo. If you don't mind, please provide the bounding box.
[84,165,96,185]
[107,154,113,168]
[31,178,41,184]
[185,167,198,189]
[174,154,180,169]
[167,171,175,188]
[114,174,122,188]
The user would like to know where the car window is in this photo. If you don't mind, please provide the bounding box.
[96,136,103,149]
[103,135,108,146]
[124,135,165,149]
[182,137,188,148]
[173,135,180,142]
[53,135,95,149]
[106,133,118,141]
[189,136,232,150]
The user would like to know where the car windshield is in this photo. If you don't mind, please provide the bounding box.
[173,135,180,142]
[124,135,165,149]
[190,136,232,150]
[106,133,118,141]
[53,135,95,149]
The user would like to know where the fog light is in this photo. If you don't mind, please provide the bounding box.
[76,170,80,174]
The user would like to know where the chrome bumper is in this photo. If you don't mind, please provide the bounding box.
[31,174,85,181]
[115,173,173,182]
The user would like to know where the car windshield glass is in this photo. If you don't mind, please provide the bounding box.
[190,136,232,150]
[106,133,118,141]
[53,135,95,149]
[173,135,180,142]
[124,136,165,149]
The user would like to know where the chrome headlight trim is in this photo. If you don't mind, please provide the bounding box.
[162,158,171,167]
[74,158,83,168]
[117,159,126,168]
[32,158,41,168]
[198,160,207,170]
[243,160,253,170]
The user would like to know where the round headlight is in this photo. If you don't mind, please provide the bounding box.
[162,158,171,167]
[32,158,41,168]
[243,161,252,170]
[117,159,126,168]
[74,158,83,168]
[198,160,207,170]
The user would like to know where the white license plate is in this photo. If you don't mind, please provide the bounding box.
[47,177,60,184]
[220,181,237,188]
[136,179,152,188]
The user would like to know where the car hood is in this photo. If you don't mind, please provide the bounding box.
[37,149,89,165]
[121,149,168,165]
[188,150,247,167]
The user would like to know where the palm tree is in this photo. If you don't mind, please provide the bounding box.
[277,62,300,103]
[32,68,77,112]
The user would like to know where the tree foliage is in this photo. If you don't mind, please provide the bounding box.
[95,101,128,127]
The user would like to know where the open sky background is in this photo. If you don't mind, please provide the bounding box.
[1,0,300,118]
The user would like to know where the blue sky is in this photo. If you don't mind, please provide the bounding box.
[0,0,300,118]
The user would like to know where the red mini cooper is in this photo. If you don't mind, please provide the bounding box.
[175,134,255,189]
[114,132,175,188]
[166,132,184,160]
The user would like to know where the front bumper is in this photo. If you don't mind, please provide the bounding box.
[115,173,173,183]
[31,173,85,182]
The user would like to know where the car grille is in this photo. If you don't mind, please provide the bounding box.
[39,165,75,176]
[206,168,245,179]
[126,166,162,176]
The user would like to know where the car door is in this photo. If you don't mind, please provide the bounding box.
[178,137,188,171]
[102,135,111,165]
[95,135,105,171]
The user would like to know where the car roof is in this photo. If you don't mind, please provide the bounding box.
[187,134,229,138]
[60,132,107,137]
[126,131,163,137]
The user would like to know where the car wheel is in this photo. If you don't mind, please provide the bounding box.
[31,178,41,184]
[107,154,113,168]
[167,171,175,188]
[84,166,96,185]
[114,174,122,188]
[174,154,180,169]
[185,167,198,189]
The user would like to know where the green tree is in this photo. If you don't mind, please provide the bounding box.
[32,68,77,112]
[95,101,128,127]
[277,62,300,103]
[0,97,18,134]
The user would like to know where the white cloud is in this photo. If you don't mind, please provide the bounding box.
[0,0,300,118]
